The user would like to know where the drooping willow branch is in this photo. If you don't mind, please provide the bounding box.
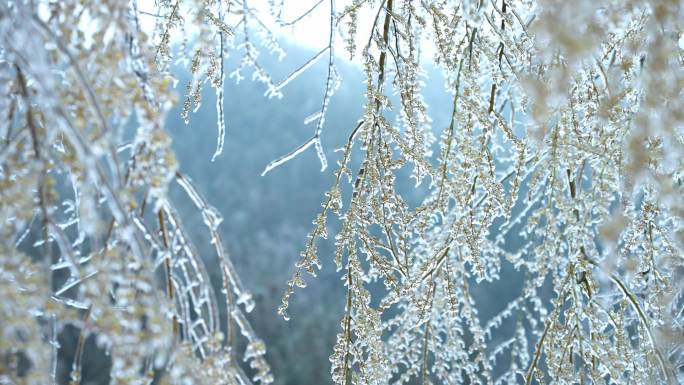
[262,0,337,175]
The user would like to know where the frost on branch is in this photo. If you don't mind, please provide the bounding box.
[0,0,274,383]
[282,1,684,385]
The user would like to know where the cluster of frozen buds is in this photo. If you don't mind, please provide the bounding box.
[0,0,283,383]
[279,1,684,384]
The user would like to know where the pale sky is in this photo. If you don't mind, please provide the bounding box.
[136,0,398,65]
[269,0,374,56]
[253,0,379,64]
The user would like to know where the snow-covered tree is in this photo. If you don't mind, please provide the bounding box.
[1,1,682,384]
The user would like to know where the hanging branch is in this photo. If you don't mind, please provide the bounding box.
[262,0,336,175]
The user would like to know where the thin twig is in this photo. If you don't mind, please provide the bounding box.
[279,0,324,26]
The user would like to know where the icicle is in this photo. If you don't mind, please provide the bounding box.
[212,21,226,162]
[212,73,225,162]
